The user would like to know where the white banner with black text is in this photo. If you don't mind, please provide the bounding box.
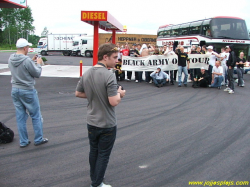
[121,54,211,71]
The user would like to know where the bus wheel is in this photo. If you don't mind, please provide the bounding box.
[85,51,92,57]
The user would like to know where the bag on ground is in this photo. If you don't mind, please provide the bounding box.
[0,122,14,143]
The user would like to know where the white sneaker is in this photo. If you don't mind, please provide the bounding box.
[149,80,152,84]
[91,183,111,187]
[228,90,234,94]
[135,80,139,83]
[224,87,231,92]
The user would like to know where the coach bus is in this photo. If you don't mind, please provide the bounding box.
[157,16,250,60]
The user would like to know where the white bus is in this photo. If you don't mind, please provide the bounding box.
[157,16,250,59]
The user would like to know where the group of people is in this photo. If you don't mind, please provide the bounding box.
[114,42,247,93]
[8,37,247,187]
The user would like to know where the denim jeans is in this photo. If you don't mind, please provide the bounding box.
[211,76,224,87]
[126,71,132,79]
[135,71,143,82]
[208,65,213,84]
[236,68,244,86]
[151,77,167,86]
[145,71,153,82]
[222,65,228,84]
[88,124,117,187]
[11,88,43,146]
[228,68,234,91]
[178,66,188,85]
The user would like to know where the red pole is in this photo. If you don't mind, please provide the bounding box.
[80,60,83,77]
[93,21,99,66]
[112,30,116,44]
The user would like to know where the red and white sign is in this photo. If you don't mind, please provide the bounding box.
[29,48,34,52]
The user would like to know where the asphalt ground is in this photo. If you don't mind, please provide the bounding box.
[1,73,250,187]
[1,51,250,187]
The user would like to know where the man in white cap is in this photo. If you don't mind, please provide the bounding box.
[8,38,48,148]
[206,46,220,84]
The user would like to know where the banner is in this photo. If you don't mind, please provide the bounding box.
[121,54,210,71]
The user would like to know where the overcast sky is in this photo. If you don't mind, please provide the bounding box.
[27,0,250,36]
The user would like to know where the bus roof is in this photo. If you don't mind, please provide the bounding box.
[212,16,244,20]
[159,16,245,29]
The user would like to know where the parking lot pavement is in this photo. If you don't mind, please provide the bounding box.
[1,73,250,187]
[0,64,92,78]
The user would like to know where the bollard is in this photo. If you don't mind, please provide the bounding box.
[80,60,83,77]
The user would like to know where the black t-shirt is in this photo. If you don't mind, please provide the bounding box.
[237,57,246,68]
[130,49,139,57]
[176,49,189,67]
[197,71,209,82]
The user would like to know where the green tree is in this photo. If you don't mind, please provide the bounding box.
[0,6,35,48]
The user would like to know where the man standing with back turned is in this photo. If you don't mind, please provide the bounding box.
[8,38,48,148]
[75,43,126,187]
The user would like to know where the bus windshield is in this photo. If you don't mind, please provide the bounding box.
[211,18,249,40]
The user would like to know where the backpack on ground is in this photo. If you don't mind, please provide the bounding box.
[0,122,14,143]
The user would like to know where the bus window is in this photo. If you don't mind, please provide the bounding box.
[202,19,211,37]
[189,21,202,35]
[180,23,190,35]
[211,18,249,40]
[38,42,43,45]
[171,25,180,36]
[164,27,172,37]
[157,29,165,37]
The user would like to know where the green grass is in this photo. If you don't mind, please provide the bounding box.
[0,44,36,50]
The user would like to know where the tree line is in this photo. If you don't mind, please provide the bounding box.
[0,6,40,49]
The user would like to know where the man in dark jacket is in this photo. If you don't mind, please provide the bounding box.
[192,67,209,88]
[224,45,236,94]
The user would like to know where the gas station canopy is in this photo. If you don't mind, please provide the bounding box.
[81,11,123,32]
[81,11,124,66]
[0,0,27,8]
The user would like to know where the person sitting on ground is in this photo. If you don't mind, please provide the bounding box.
[192,67,209,88]
[150,66,169,88]
[210,61,224,89]
[114,59,125,81]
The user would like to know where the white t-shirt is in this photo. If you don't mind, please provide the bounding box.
[207,51,218,66]
[220,52,229,66]
[118,47,121,59]
[212,66,223,78]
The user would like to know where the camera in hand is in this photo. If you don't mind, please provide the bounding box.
[117,83,124,90]
[37,55,42,58]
